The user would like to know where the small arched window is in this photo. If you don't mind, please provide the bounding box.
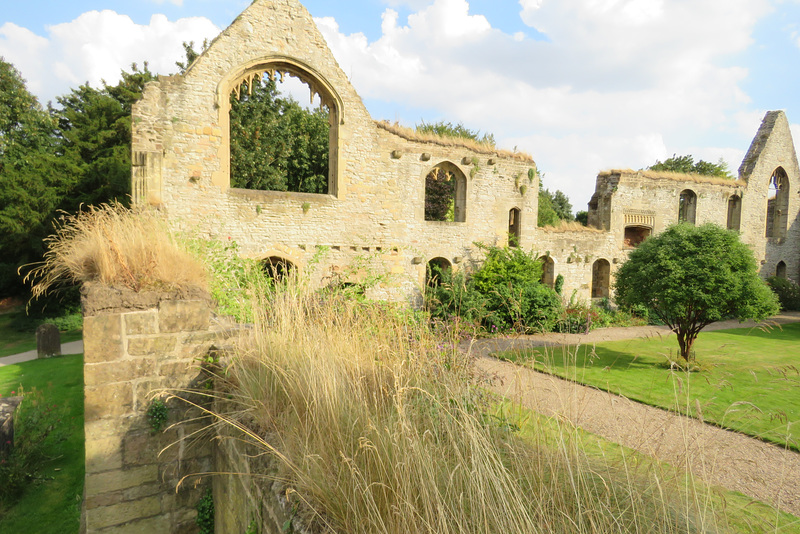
[727,195,742,231]
[623,226,651,248]
[591,259,611,299]
[508,208,521,247]
[262,256,296,282]
[678,189,697,224]
[776,261,787,279]
[766,168,789,238]
[424,162,467,222]
[426,257,452,287]
[538,255,555,288]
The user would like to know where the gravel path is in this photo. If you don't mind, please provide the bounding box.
[468,312,800,517]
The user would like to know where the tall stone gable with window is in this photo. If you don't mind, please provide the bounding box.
[132,0,537,303]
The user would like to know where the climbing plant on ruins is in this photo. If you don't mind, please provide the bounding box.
[613,223,779,363]
[229,76,329,194]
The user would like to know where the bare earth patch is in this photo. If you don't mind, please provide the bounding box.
[467,312,800,517]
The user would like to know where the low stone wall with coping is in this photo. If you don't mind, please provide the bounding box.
[80,283,231,533]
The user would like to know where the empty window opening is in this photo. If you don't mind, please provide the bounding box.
[766,167,789,238]
[591,259,611,299]
[426,257,452,287]
[678,189,697,224]
[229,69,334,194]
[424,163,467,222]
[262,256,296,282]
[727,195,742,231]
[508,208,521,247]
[623,226,651,248]
[539,255,555,288]
[776,261,787,279]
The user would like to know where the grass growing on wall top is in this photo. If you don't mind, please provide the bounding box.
[25,203,207,298]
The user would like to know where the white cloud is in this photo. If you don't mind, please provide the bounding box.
[0,11,219,105]
[315,0,772,208]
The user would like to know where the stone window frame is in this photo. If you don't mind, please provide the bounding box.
[426,257,453,287]
[508,207,522,247]
[678,189,697,225]
[623,226,651,249]
[765,167,789,239]
[538,255,555,289]
[215,56,344,198]
[591,258,611,299]
[422,161,468,223]
[727,194,742,231]
[776,261,787,279]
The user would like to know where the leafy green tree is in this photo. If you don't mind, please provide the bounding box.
[0,59,65,295]
[575,210,589,226]
[648,154,732,178]
[537,181,573,226]
[176,40,208,74]
[550,190,574,221]
[54,64,156,210]
[229,77,329,193]
[614,224,779,362]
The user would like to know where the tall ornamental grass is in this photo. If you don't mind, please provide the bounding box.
[216,287,720,533]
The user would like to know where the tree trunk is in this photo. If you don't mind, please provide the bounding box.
[676,330,696,362]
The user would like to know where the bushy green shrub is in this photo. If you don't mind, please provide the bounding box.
[767,276,800,311]
[426,246,560,333]
[0,387,67,505]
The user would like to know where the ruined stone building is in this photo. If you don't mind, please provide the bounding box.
[132,0,800,305]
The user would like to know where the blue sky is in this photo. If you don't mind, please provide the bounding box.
[3,0,799,210]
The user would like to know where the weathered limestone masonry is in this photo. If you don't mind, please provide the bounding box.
[214,424,314,534]
[132,0,800,303]
[81,283,228,533]
[132,0,536,304]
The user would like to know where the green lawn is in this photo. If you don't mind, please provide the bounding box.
[500,323,800,450]
[0,354,84,533]
[0,311,82,359]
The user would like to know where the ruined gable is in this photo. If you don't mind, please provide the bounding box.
[132,0,538,303]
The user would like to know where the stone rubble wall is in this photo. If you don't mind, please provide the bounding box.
[81,284,230,533]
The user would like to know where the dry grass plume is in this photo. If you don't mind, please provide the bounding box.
[25,203,207,298]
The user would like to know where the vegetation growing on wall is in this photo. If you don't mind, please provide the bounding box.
[415,120,495,147]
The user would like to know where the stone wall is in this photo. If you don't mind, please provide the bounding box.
[81,283,228,533]
[213,424,313,534]
[132,0,800,303]
[132,0,537,305]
